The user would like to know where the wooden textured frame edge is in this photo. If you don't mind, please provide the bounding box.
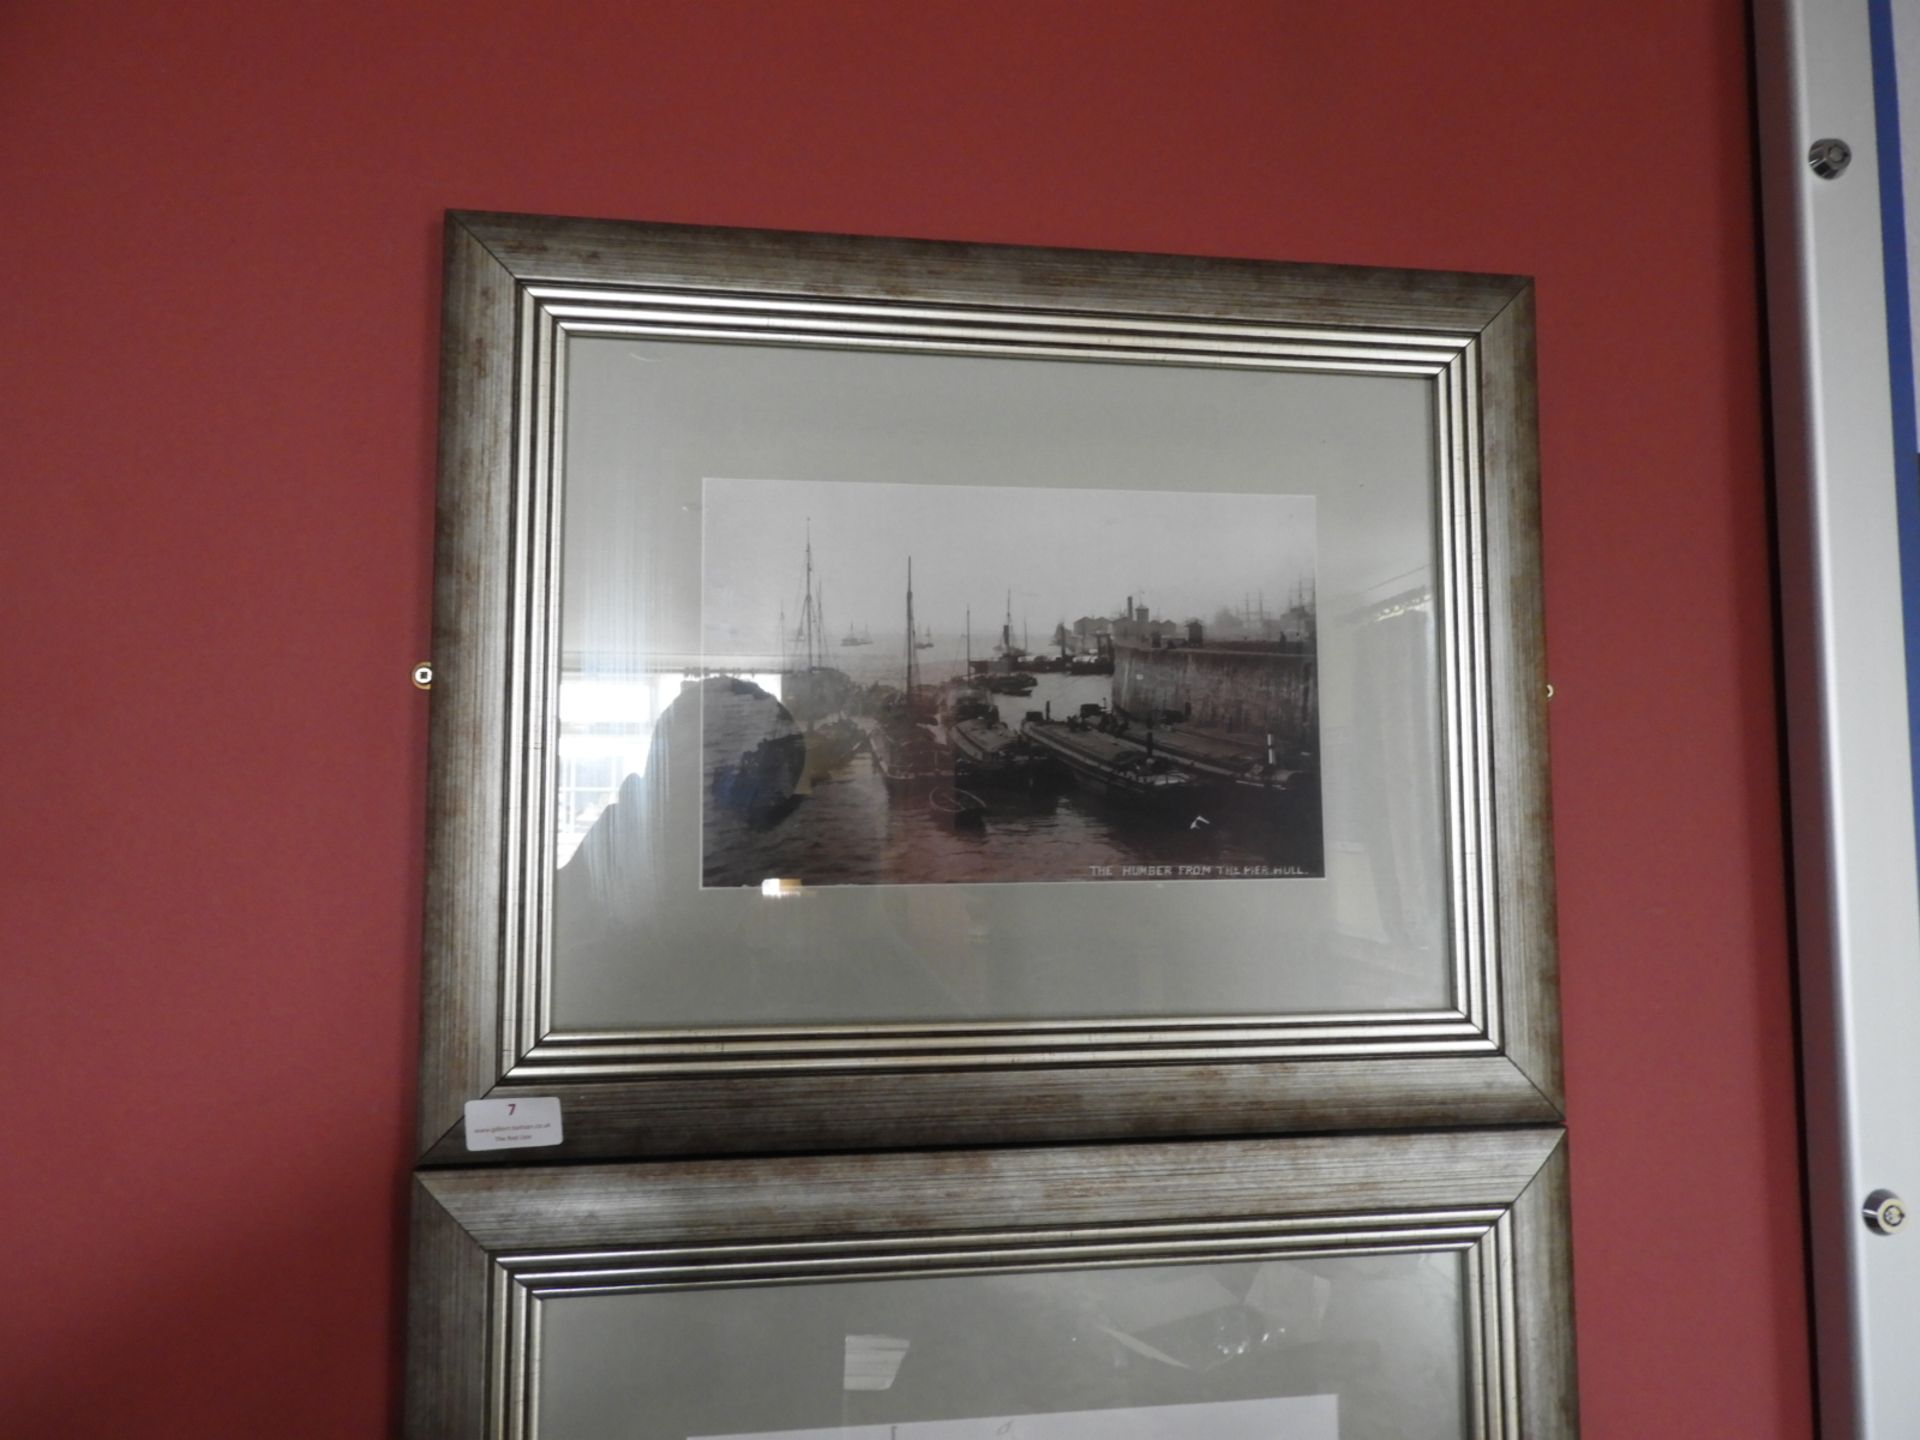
[1478,285,1561,1111]
[422,214,518,1159]
[404,1128,1576,1438]
[418,211,1560,1160]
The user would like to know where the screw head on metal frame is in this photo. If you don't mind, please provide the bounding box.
[1864,1189,1907,1235]
[412,662,434,690]
[1809,138,1852,179]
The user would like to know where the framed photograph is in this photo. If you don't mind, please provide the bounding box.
[406,1129,1576,1437]
[419,212,1559,1160]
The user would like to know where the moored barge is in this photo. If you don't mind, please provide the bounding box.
[949,714,1048,787]
[1019,715,1207,817]
[1109,719,1313,807]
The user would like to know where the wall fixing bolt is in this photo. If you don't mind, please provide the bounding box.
[1864,1189,1907,1235]
[1809,138,1852,179]
[412,662,434,690]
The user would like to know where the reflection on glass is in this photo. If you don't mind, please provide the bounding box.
[557,672,786,868]
[551,338,1449,1028]
[697,1394,1336,1438]
[538,1253,1463,1440]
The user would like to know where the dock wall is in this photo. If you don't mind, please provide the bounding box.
[1113,643,1316,744]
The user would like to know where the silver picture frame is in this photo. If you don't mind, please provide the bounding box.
[419,212,1559,1162]
[406,1129,1576,1437]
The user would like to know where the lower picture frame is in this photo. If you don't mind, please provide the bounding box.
[407,1129,1576,1438]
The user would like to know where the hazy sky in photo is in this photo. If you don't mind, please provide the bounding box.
[703,478,1315,657]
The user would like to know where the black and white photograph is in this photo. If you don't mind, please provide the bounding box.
[699,477,1321,888]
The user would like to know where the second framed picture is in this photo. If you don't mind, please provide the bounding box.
[419,212,1559,1161]
[408,1130,1576,1436]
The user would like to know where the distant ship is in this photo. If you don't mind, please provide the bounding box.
[840,623,874,648]
[915,625,935,651]
[982,588,1036,692]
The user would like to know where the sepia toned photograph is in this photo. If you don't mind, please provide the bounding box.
[699,477,1322,888]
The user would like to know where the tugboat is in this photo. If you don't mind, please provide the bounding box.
[981,588,1038,695]
[941,609,997,726]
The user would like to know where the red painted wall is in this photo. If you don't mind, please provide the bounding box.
[0,2,1806,1435]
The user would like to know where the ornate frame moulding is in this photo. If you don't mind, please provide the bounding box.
[419,211,1559,1161]
[406,1129,1577,1437]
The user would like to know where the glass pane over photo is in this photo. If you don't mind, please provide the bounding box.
[553,337,1447,1028]
[538,1253,1466,1440]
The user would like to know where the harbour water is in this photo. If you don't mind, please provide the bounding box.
[702,667,1322,889]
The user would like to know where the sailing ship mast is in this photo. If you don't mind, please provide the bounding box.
[905,556,919,698]
[800,521,817,670]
